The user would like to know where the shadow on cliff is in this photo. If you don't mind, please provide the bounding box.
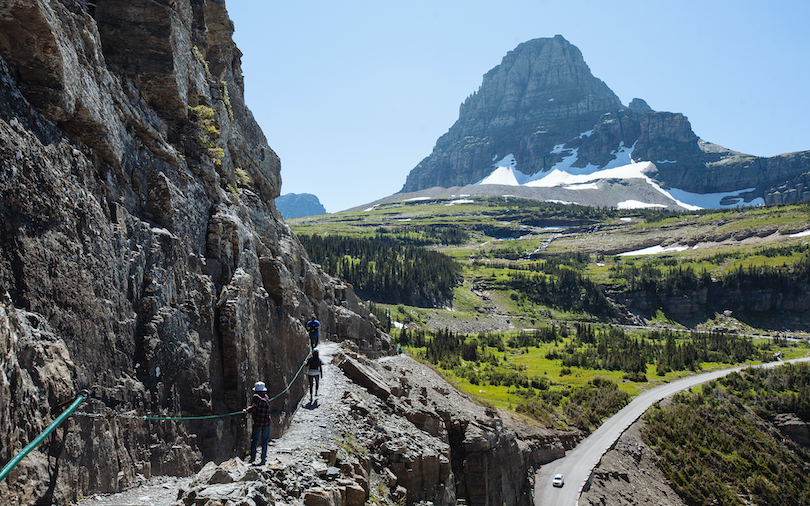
[33,427,68,506]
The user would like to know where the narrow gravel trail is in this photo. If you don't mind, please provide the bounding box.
[75,341,349,506]
[259,341,352,465]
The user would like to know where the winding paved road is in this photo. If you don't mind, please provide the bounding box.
[534,355,810,505]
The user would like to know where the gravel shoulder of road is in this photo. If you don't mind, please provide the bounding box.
[579,418,686,506]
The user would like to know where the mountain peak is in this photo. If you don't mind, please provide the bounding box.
[629,98,652,112]
[276,193,327,219]
[399,37,810,207]
[401,36,622,193]
[463,35,621,120]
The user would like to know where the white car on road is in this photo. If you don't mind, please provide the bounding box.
[552,474,564,487]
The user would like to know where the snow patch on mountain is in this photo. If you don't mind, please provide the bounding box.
[473,145,765,210]
[619,245,691,257]
[617,200,667,209]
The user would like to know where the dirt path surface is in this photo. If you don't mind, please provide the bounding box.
[74,476,191,506]
[75,341,350,506]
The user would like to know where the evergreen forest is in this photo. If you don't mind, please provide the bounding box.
[297,233,462,306]
[643,363,810,505]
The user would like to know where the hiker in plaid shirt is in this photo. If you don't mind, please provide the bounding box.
[243,381,271,465]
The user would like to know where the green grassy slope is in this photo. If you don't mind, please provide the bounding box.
[289,197,810,337]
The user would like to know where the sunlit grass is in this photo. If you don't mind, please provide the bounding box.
[288,199,810,345]
[450,283,481,312]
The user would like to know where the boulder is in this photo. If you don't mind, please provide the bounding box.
[333,351,391,400]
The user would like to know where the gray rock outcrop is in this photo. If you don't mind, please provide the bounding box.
[774,413,810,447]
[0,0,390,504]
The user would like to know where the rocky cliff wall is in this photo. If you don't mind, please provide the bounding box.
[616,282,810,317]
[0,0,390,503]
[334,350,582,506]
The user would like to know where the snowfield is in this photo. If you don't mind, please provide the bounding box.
[473,145,765,210]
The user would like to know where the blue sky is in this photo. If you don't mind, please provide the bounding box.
[227,1,810,213]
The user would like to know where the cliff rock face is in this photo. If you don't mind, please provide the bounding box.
[401,36,810,205]
[616,282,810,317]
[0,0,390,503]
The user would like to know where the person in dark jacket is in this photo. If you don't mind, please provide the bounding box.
[306,350,323,403]
[243,381,271,465]
[305,315,320,349]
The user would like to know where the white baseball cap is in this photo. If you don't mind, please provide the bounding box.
[253,381,267,392]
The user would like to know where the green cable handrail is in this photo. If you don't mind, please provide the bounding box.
[268,354,310,402]
[79,354,311,421]
[0,390,88,483]
[1,352,314,481]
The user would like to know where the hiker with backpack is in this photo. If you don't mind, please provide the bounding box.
[306,349,323,404]
[305,315,320,349]
[243,381,271,465]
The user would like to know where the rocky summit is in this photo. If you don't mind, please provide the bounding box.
[276,193,328,219]
[401,35,810,208]
[0,0,390,504]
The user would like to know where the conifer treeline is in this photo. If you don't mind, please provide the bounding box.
[375,225,470,246]
[297,234,462,305]
[400,324,761,378]
[720,250,810,291]
[486,258,611,314]
[611,248,810,298]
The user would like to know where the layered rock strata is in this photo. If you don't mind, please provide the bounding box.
[401,36,810,205]
[0,0,390,503]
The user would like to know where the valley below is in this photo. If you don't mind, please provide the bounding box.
[279,196,810,505]
[1,1,808,504]
[291,196,810,338]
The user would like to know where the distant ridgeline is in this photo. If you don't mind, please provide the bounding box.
[276,193,327,219]
[399,35,810,210]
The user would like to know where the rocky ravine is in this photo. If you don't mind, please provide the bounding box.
[0,0,391,504]
[77,341,583,506]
